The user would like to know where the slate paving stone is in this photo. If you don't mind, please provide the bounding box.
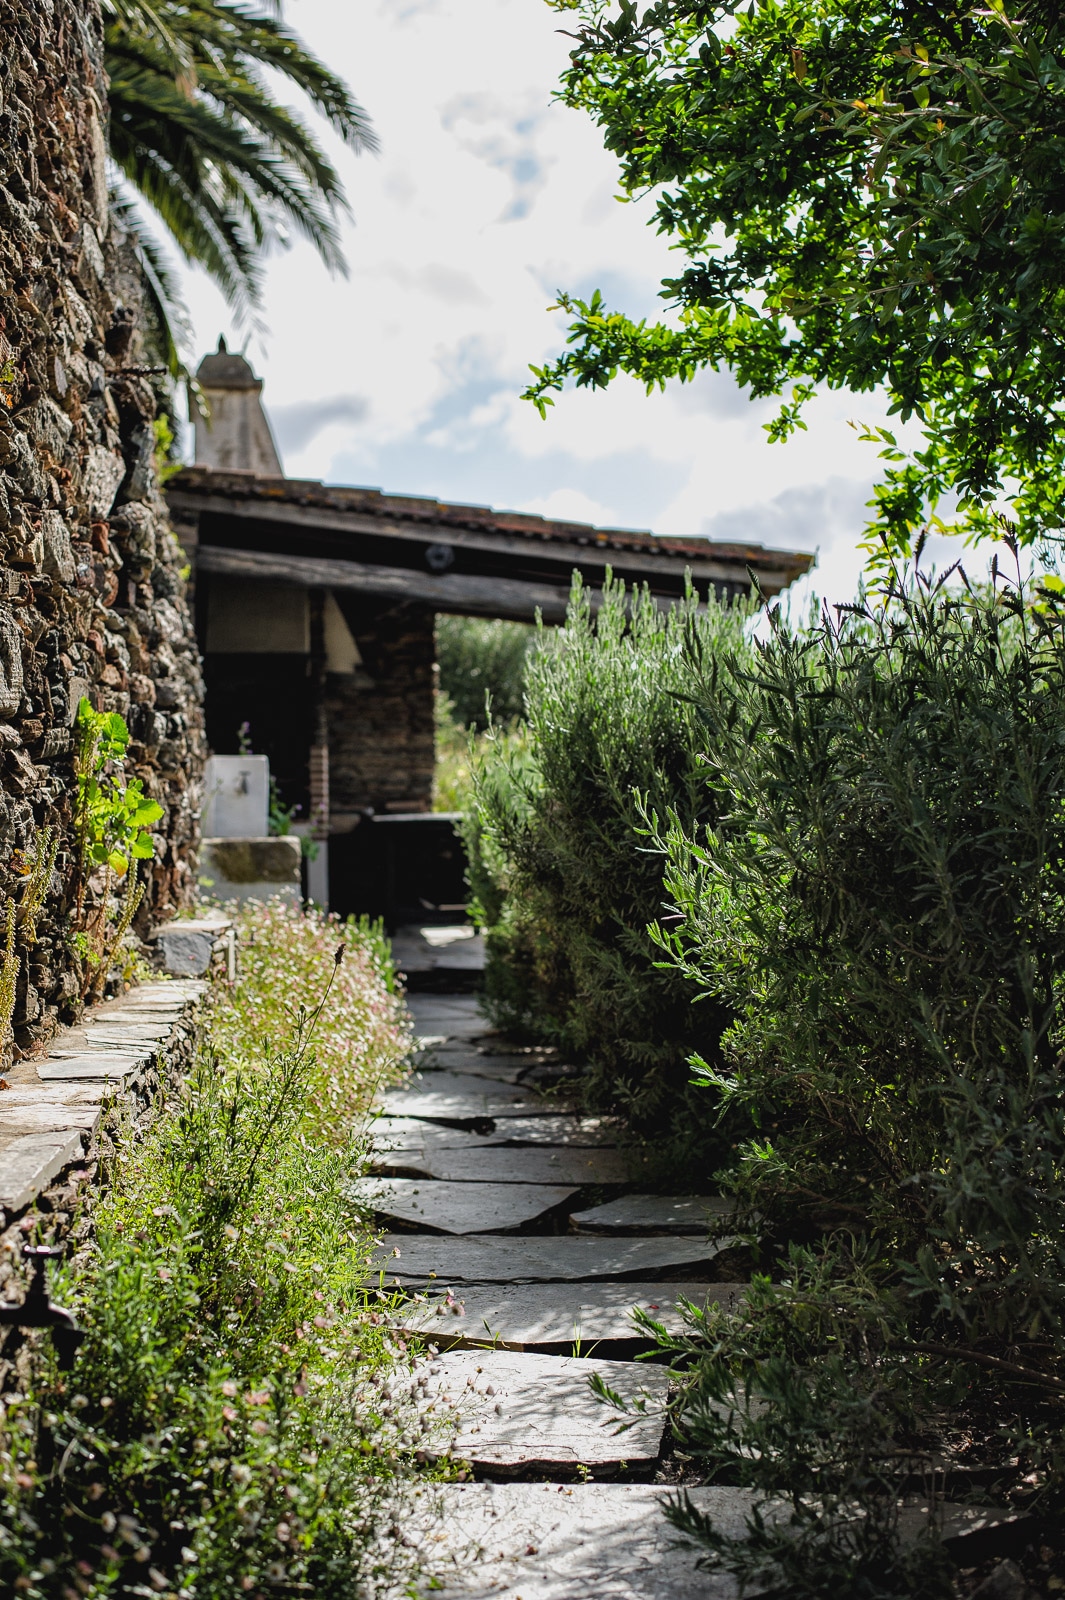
[406,1481,753,1599]
[85,1020,173,1038]
[0,1085,104,1107]
[0,1129,85,1210]
[352,1178,579,1234]
[391,1280,747,1350]
[382,1073,573,1122]
[416,1055,530,1086]
[405,1484,1027,1600]
[369,1114,618,1150]
[420,1349,668,1472]
[372,1234,726,1283]
[0,1103,102,1135]
[373,1145,630,1187]
[570,1195,736,1236]
[37,1053,150,1081]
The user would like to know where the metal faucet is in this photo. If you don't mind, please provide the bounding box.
[0,1245,85,1369]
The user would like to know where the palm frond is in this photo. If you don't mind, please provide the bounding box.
[104,0,375,318]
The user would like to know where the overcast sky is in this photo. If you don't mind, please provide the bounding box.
[172,0,963,611]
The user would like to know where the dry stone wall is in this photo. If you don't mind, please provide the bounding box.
[0,0,205,1051]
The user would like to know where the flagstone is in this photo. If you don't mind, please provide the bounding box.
[368,1114,618,1150]
[373,1145,629,1186]
[371,1233,726,1284]
[352,1178,579,1234]
[37,1053,149,1082]
[419,1349,668,1472]
[570,1195,736,1236]
[417,1054,530,1085]
[406,1481,753,1599]
[382,1072,572,1122]
[405,1483,1026,1600]
[392,1280,746,1350]
[0,1129,85,1211]
[0,1103,103,1135]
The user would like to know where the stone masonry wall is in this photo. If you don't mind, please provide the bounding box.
[0,0,205,1051]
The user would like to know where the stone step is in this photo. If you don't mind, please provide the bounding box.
[407,1483,1029,1599]
[353,1178,579,1234]
[392,1280,746,1351]
[406,1481,752,1598]
[382,1072,573,1122]
[370,1114,618,1150]
[570,1195,735,1236]
[373,1233,729,1284]
[372,1146,630,1187]
[420,1349,668,1474]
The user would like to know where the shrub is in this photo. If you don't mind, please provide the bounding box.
[0,905,426,1599]
[435,615,534,731]
[465,575,751,1149]
[637,562,1065,1582]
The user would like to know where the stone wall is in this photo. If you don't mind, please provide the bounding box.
[326,597,436,819]
[0,0,205,1051]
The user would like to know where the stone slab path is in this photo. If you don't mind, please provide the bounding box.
[372,1113,618,1149]
[363,990,747,1592]
[381,1073,574,1122]
[421,1349,669,1470]
[370,991,1008,1595]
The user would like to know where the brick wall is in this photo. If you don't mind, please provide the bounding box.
[326,596,436,817]
[0,0,205,1052]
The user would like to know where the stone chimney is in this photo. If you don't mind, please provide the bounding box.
[192,337,283,475]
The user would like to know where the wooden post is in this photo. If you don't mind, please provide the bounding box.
[307,591,330,906]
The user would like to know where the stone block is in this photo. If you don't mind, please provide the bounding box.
[153,918,232,976]
[199,836,301,905]
[373,1233,725,1284]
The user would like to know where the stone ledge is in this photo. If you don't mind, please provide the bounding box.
[0,979,206,1392]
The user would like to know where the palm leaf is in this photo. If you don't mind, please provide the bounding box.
[104,0,375,317]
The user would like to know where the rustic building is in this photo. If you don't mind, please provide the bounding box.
[0,0,205,1046]
[170,347,813,916]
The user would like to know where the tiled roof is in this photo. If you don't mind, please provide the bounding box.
[169,467,815,584]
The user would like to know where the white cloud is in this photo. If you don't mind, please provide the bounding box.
[172,0,928,609]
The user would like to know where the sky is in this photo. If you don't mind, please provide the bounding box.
[171,0,961,612]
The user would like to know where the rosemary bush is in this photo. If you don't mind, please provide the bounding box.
[0,907,422,1599]
[466,575,750,1145]
[641,561,1065,1586]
